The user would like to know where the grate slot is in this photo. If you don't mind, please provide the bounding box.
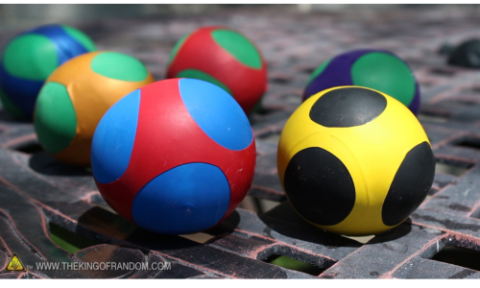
[430,245,480,272]
[262,254,325,276]
[258,245,336,276]
[49,222,102,254]
[453,137,480,151]
[430,68,456,77]
[270,76,291,84]
[435,158,474,177]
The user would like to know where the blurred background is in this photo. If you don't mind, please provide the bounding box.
[2,4,480,32]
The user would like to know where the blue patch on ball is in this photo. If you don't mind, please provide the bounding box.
[131,162,231,235]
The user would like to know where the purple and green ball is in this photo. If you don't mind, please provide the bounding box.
[303,49,420,115]
[0,24,96,119]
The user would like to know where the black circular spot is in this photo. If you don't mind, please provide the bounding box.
[309,87,387,127]
[284,147,356,226]
[382,141,436,226]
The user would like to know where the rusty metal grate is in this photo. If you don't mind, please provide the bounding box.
[1,5,480,279]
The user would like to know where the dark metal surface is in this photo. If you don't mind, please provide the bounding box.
[1,5,480,279]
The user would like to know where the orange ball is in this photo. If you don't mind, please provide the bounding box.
[34,51,155,166]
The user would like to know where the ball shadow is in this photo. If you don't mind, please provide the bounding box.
[256,201,414,247]
[205,210,242,238]
[77,206,208,254]
[28,151,91,176]
[367,218,413,244]
[257,201,362,248]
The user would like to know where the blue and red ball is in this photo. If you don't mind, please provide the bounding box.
[91,78,256,235]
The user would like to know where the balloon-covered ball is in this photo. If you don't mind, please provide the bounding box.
[303,49,420,115]
[91,78,256,235]
[278,86,435,236]
[0,24,96,119]
[166,26,267,115]
[34,51,154,166]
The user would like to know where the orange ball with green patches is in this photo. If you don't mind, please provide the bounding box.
[166,26,267,115]
[33,51,155,166]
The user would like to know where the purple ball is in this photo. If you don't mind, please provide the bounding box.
[303,49,420,115]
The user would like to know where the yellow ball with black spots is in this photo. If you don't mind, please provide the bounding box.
[277,86,436,236]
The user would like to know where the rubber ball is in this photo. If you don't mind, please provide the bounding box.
[0,24,96,119]
[166,26,267,115]
[34,51,155,166]
[91,78,256,235]
[303,49,420,115]
[447,39,480,68]
[278,86,435,236]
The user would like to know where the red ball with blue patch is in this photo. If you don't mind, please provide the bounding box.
[91,78,256,235]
